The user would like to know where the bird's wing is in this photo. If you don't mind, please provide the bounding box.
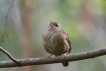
[66,34,71,53]
[63,30,72,53]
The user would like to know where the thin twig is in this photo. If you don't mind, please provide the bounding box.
[0,47,106,68]
[0,46,21,67]
[1,0,15,42]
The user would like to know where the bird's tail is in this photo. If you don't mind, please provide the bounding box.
[62,62,69,67]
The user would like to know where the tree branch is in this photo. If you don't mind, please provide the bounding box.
[0,46,21,66]
[1,0,15,42]
[0,47,106,68]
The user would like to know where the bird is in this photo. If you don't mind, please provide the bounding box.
[41,20,71,67]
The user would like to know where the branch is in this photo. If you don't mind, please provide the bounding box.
[0,46,21,66]
[1,0,15,42]
[0,47,106,68]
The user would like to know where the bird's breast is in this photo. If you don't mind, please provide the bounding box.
[43,31,66,56]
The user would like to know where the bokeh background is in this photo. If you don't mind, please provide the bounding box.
[0,0,106,71]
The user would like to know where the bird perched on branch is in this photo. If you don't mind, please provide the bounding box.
[41,20,71,67]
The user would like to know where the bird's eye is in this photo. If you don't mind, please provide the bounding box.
[54,23,58,27]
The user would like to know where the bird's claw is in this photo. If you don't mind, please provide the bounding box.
[44,54,52,60]
[62,53,67,61]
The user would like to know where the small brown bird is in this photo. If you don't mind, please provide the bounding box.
[41,20,71,67]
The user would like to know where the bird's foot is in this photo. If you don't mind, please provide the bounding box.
[44,54,52,60]
[62,53,67,61]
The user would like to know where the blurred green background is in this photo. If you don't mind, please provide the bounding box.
[0,0,106,71]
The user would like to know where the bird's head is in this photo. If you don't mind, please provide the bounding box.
[48,20,62,31]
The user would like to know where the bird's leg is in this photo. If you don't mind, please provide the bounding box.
[61,53,67,61]
[44,54,53,60]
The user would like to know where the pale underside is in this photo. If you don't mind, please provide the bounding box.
[42,29,71,56]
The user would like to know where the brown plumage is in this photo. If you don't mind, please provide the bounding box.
[41,20,71,67]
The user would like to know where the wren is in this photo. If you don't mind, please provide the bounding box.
[41,20,71,67]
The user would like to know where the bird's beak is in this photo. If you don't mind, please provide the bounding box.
[50,20,53,26]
